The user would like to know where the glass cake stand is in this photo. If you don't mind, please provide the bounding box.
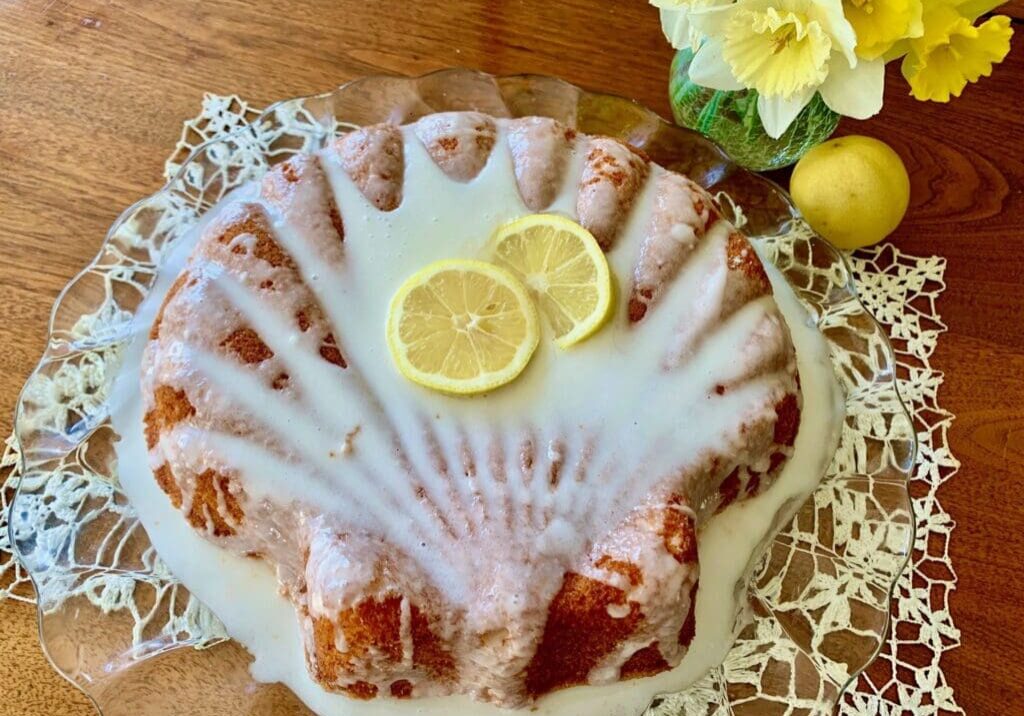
[9,69,915,716]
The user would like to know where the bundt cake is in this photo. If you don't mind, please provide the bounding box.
[140,111,801,708]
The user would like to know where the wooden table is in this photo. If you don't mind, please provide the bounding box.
[1,1,1021,714]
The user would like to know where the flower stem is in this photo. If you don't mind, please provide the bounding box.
[697,91,724,135]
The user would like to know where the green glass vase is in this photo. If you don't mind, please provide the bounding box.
[668,48,840,171]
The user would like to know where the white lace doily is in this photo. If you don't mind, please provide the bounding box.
[0,93,961,715]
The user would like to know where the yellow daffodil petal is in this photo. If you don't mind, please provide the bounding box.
[902,9,1013,102]
[954,0,1012,21]
[883,37,912,62]
[844,0,924,59]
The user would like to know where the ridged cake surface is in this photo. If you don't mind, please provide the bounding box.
[141,111,801,708]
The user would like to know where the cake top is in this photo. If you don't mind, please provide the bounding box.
[140,111,801,707]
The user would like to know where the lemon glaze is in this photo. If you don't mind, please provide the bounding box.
[109,119,843,715]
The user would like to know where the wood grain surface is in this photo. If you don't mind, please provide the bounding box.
[1,1,1021,714]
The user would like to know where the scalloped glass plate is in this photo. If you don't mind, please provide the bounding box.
[9,69,915,716]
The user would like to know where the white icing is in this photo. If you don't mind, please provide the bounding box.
[109,121,843,715]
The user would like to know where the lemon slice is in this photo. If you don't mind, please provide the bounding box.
[387,259,539,395]
[492,214,612,348]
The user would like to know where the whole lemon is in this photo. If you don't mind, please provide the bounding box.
[790,136,910,249]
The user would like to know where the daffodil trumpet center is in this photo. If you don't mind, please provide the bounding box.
[722,7,832,99]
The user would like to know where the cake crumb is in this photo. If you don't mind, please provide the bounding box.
[341,425,362,456]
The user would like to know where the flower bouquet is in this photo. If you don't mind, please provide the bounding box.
[653,0,1014,168]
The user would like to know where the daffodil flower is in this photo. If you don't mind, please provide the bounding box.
[649,0,1014,139]
[901,1,1013,102]
[685,0,885,138]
